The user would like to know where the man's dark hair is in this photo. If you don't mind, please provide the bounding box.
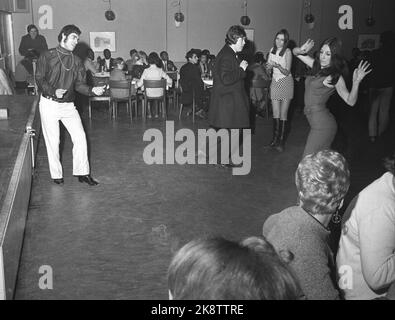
[225,25,246,45]
[185,49,200,61]
[58,24,81,42]
[201,49,210,57]
[130,49,137,57]
[27,24,38,33]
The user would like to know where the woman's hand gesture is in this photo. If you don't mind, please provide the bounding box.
[353,60,372,83]
[300,39,314,54]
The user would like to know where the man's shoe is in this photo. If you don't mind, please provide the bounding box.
[78,175,99,186]
[53,178,64,184]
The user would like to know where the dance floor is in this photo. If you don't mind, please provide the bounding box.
[14,101,394,299]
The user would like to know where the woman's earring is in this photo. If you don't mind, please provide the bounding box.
[331,208,342,224]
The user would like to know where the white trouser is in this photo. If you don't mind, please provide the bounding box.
[39,96,90,179]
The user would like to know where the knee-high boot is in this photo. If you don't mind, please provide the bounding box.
[275,120,287,152]
[268,118,280,147]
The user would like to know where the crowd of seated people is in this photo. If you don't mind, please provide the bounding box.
[80,46,216,119]
[167,149,395,300]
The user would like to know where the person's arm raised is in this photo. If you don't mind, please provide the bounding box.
[293,39,315,68]
[335,60,371,106]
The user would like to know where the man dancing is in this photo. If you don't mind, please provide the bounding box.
[35,24,105,185]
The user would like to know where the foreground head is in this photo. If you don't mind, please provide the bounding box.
[27,24,38,39]
[168,236,302,300]
[58,25,81,51]
[296,150,350,216]
[272,29,289,56]
[225,25,246,52]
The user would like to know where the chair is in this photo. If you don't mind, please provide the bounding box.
[251,79,270,118]
[142,79,167,120]
[88,95,111,119]
[88,74,111,119]
[178,83,196,123]
[109,79,137,120]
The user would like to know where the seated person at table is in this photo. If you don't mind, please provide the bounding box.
[99,49,115,72]
[109,58,129,99]
[84,48,99,75]
[199,49,210,78]
[180,49,207,118]
[168,236,303,300]
[137,52,172,118]
[139,51,149,67]
[14,50,39,90]
[160,51,177,72]
[125,49,138,71]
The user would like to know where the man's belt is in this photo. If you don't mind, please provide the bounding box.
[41,94,72,103]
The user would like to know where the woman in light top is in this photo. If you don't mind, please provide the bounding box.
[293,37,371,157]
[266,29,293,152]
[137,52,172,118]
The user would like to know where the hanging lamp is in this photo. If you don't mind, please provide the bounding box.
[105,0,115,21]
[174,0,185,27]
[240,0,251,26]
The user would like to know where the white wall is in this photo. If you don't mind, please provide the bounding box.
[10,0,395,66]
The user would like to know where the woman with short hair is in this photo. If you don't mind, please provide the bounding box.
[263,150,350,299]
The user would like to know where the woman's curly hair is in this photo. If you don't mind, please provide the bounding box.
[296,150,350,216]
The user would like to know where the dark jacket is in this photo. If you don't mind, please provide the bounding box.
[179,62,204,105]
[35,46,92,102]
[263,206,340,300]
[208,44,249,128]
[19,34,48,57]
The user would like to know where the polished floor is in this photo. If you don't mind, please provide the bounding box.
[14,99,394,299]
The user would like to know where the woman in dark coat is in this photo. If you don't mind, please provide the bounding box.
[208,25,249,130]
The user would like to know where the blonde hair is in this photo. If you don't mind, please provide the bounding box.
[296,150,350,216]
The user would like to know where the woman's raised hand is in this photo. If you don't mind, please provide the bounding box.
[353,60,372,83]
[300,39,314,54]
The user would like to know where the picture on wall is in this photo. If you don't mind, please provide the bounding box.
[89,32,116,52]
[357,34,380,51]
[245,28,254,42]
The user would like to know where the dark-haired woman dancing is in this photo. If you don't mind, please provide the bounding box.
[293,38,371,157]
